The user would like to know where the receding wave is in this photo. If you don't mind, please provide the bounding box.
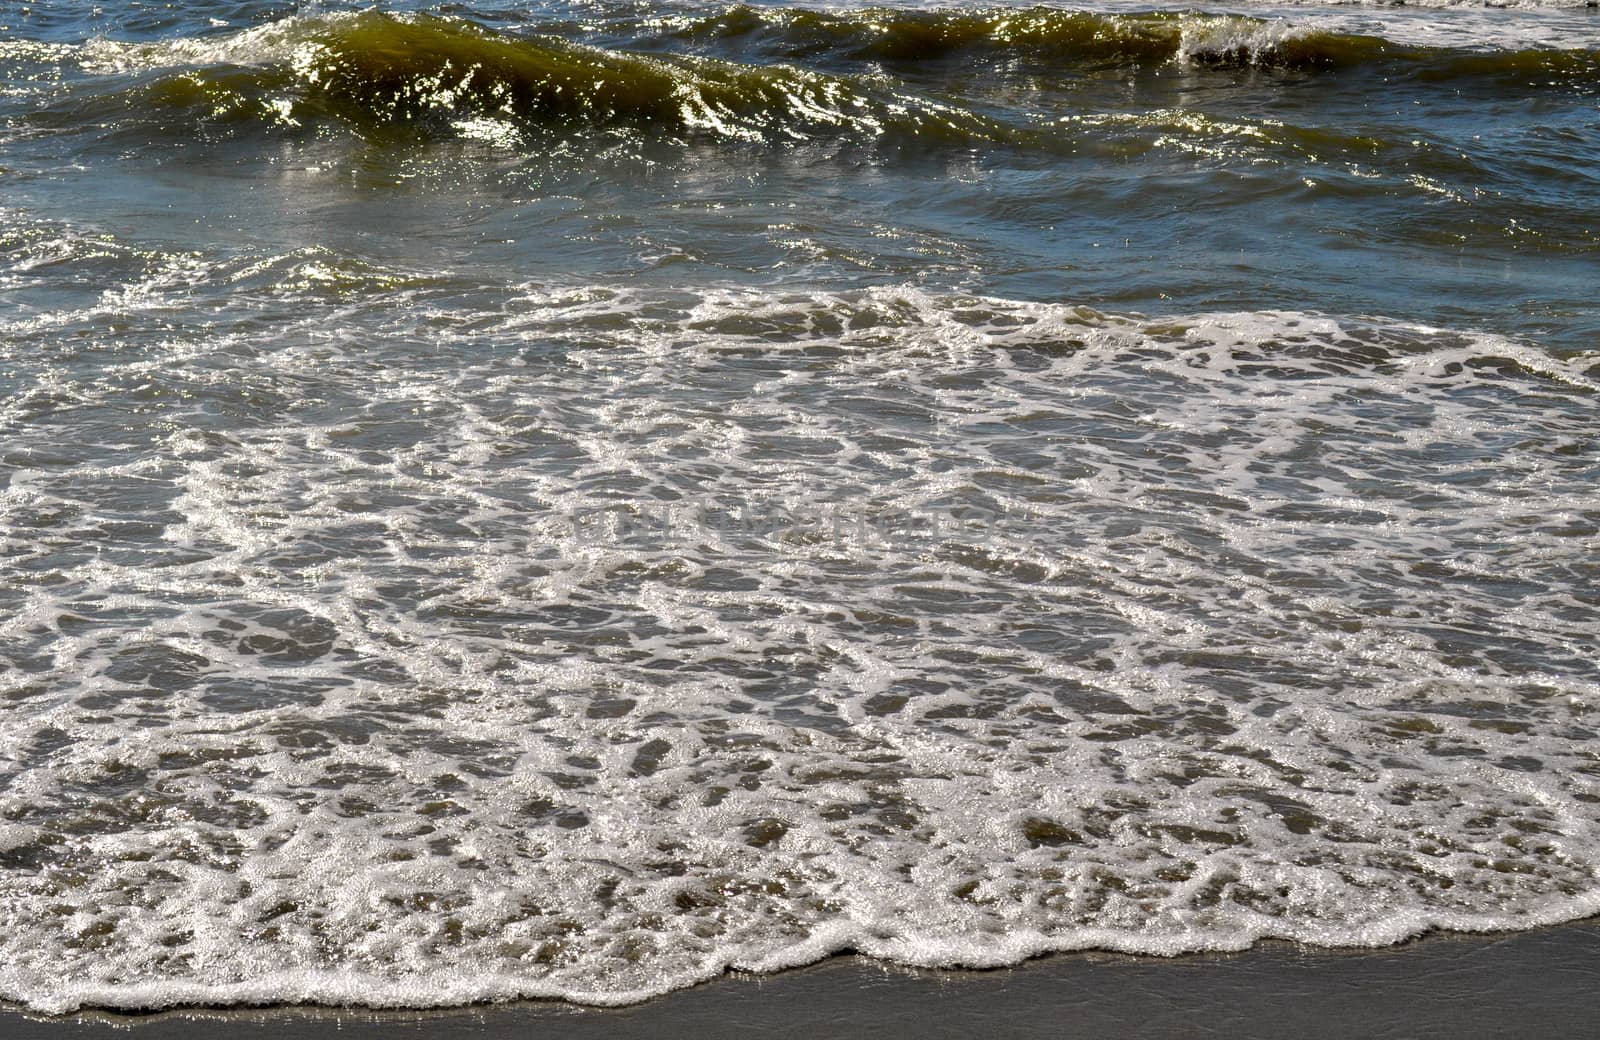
[2,275,1599,1014]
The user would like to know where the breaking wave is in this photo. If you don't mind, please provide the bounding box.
[21,9,1600,148]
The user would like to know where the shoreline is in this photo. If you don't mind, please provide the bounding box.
[7,918,1600,1039]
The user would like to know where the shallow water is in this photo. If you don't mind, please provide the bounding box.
[1,0,1598,1015]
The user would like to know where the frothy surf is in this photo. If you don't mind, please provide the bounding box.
[2,275,1598,1013]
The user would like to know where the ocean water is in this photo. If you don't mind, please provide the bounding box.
[1,0,1598,1015]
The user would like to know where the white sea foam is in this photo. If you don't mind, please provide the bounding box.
[913,0,1600,50]
[1199,1,1600,50]
[79,14,338,74]
[1,264,1598,1012]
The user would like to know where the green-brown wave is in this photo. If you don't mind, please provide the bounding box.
[29,8,1600,150]
[658,5,1599,80]
[40,12,1018,146]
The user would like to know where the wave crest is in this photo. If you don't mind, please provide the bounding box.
[62,12,1013,145]
[31,8,1599,150]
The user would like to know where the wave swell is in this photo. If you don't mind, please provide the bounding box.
[604,5,1600,80]
[48,12,1011,145]
[22,8,1600,148]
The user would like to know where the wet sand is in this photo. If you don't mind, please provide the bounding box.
[6,920,1599,1039]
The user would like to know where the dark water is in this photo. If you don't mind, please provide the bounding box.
[1,0,1598,1015]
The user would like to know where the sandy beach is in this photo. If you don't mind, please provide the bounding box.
[6,920,1599,1040]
